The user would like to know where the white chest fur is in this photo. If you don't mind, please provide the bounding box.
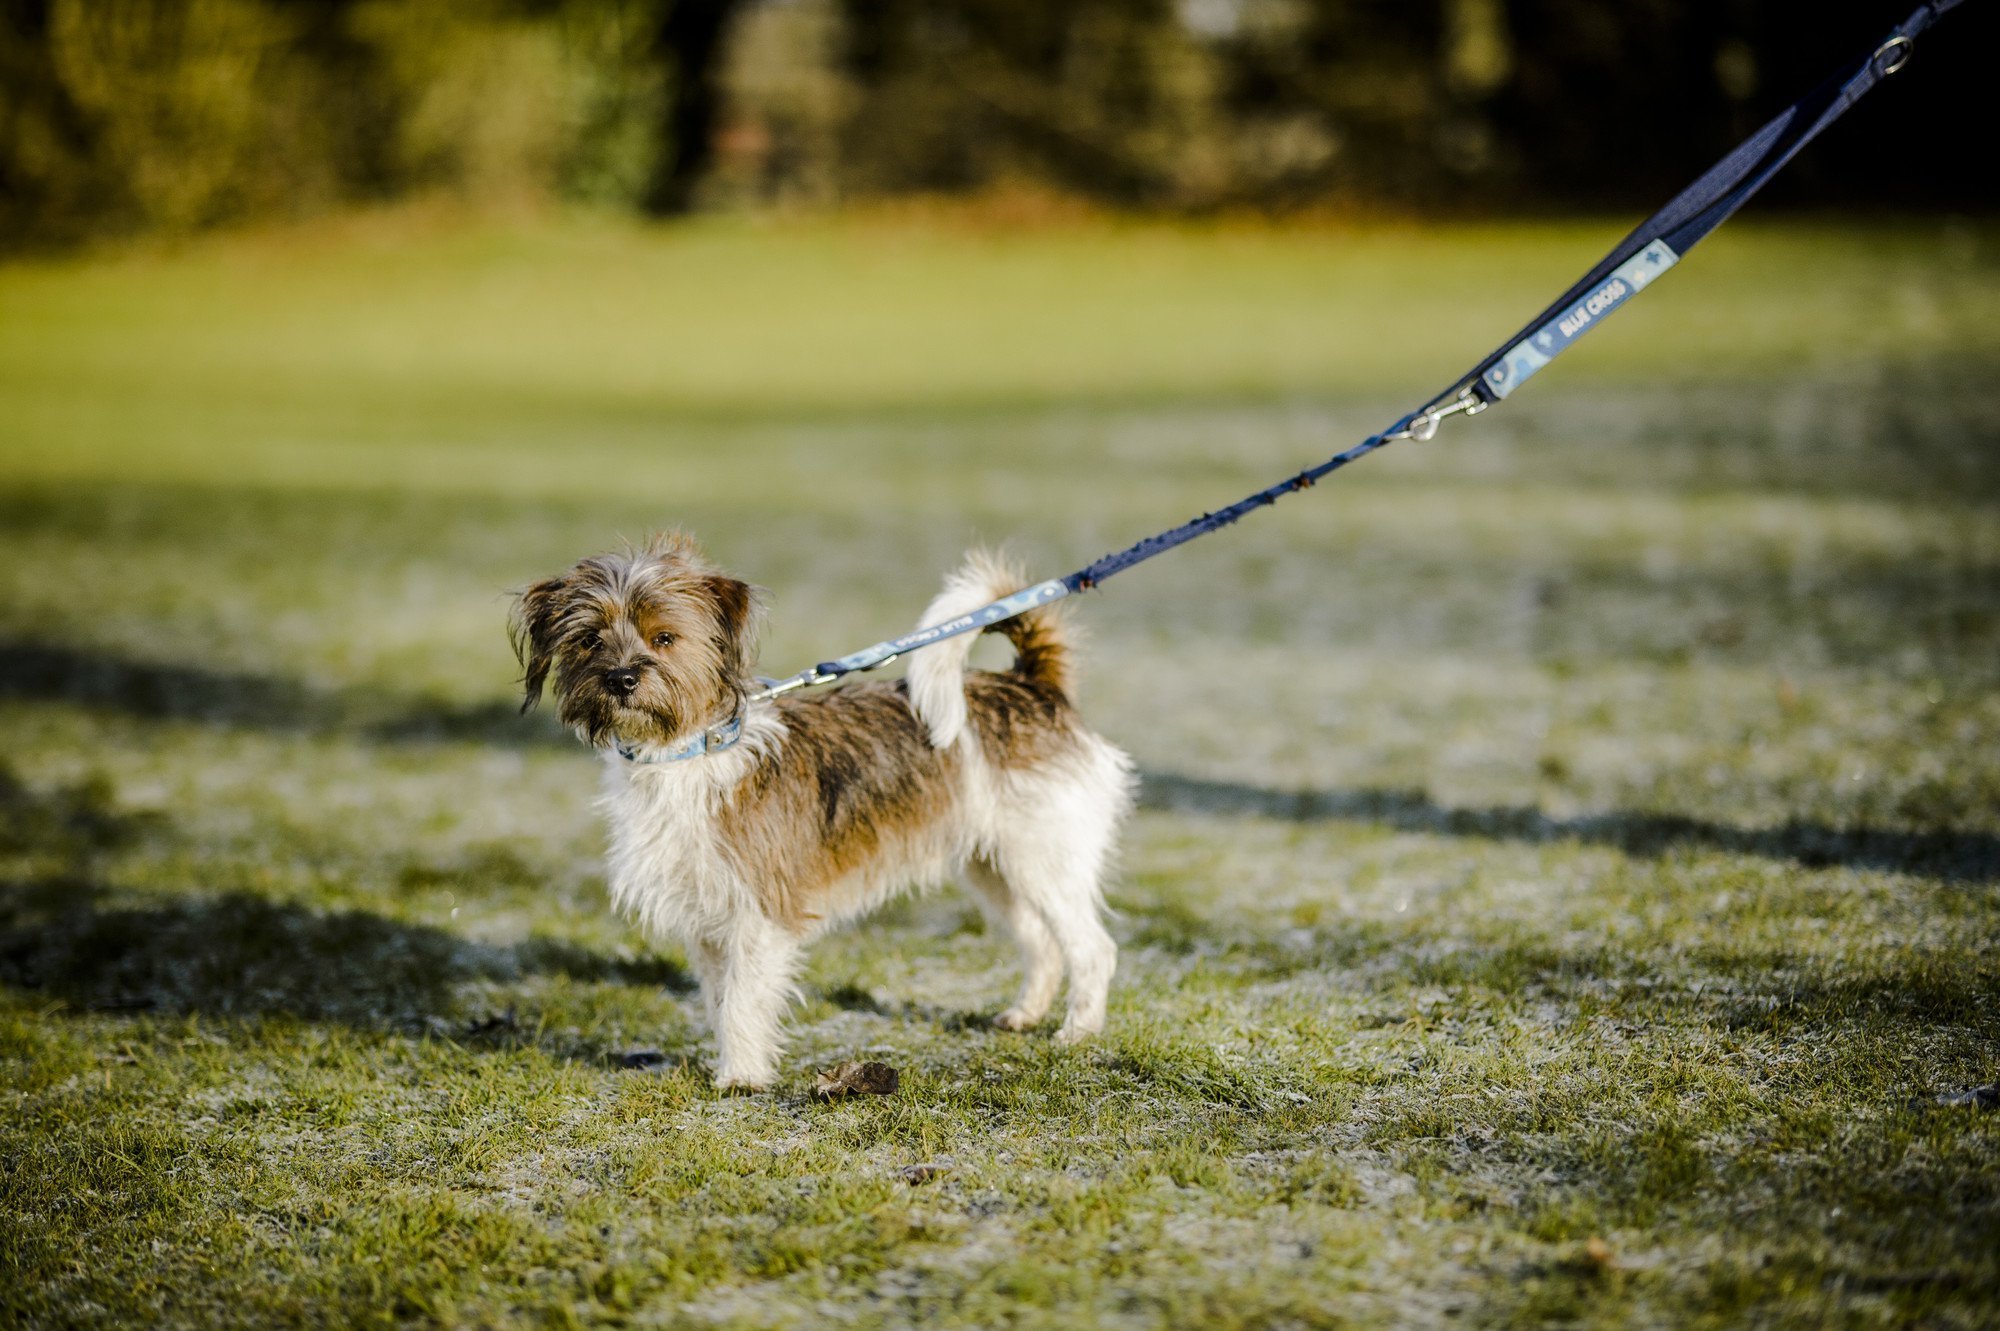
[597,740,764,945]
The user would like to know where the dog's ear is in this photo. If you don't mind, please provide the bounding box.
[702,574,761,682]
[511,574,570,713]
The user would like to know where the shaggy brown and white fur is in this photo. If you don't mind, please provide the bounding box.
[513,534,1133,1090]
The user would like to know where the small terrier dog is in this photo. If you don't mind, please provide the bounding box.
[513,534,1132,1090]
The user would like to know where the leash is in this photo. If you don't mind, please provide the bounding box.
[745,1,1964,707]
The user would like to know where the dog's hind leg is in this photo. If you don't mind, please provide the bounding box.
[989,840,1118,1045]
[990,751,1130,1043]
[968,856,1063,1031]
[1040,873,1117,1044]
[708,918,801,1091]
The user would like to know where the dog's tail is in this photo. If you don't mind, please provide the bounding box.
[907,550,1072,749]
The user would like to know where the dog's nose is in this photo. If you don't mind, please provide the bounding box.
[606,665,641,696]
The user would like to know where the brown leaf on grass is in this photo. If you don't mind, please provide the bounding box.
[898,1162,949,1185]
[814,1060,900,1100]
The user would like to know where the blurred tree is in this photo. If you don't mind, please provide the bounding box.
[1459,0,1996,209]
[836,0,1241,205]
[0,0,107,243]
[825,0,1998,211]
[0,0,1991,250]
[1213,0,1458,204]
[643,0,749,213]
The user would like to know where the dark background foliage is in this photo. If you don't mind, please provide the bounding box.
[1,0,1990,250]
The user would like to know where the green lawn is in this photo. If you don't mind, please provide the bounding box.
[2,211,1997,1328]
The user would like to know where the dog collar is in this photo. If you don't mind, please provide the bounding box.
[613,714,744,765]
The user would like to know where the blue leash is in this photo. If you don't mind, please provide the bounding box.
[749,1,1964,706]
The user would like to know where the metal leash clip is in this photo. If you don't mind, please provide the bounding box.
[1388,389,1489,443]
[748,670,823,702]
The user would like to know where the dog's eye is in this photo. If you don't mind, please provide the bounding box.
[651,631,676,648]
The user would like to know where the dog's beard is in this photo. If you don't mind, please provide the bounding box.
[558,678,679,748]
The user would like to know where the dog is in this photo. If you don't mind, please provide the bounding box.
[512,534,1133,1090]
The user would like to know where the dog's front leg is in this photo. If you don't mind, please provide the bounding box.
[707,917,800,1092]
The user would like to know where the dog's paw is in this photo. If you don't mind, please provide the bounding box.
[992,1008,1043,1032]
[713,1070,775,1094]
[1053,1020,1102,1046]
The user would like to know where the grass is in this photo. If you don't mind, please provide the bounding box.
[1,209,1997,1328]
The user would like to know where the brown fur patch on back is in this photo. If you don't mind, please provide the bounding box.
[721,671,1080,930]
[724,682,958,930]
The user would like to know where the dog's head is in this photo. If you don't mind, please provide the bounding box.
[511,533,761,747]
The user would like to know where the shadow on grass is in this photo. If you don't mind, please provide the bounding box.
[1128,906,1999,1042]
[8,636,1996,883]
[0,878,690,1043]
[815,980,997,1033]
[0,638,564,749]
[1139,772,2000,885]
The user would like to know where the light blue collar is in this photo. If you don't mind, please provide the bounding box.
[613,714,744,765]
